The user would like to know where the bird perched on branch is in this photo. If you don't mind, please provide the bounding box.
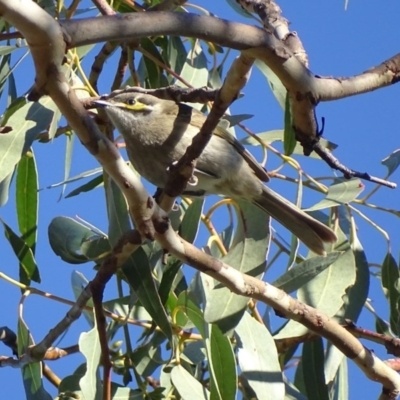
[94,92,337,255]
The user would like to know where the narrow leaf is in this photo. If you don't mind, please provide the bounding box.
[381,252,400,335]
[209,324,237,400]
[0,96,58,183]
[272,252,342,293]
[283,93,296,156]
[79,325,102,400]
[236,313,284,399]
[302,338,329,400]
[1,219,40,283]
[179,198,204,244]
[306,179,364,211]
[171,365,210,400]
[205,201,270,334]
[18,317,52,400]
[381,149,400,177]
[16,151,38,250]
[122,247,173,342]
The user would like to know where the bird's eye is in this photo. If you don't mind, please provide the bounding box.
[126,98,136,105]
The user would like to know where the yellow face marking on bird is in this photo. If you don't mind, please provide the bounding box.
[115,99,149,112]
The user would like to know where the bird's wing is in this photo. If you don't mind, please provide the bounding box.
[181,105,270,183]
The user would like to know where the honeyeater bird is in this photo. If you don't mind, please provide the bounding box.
[94,91,337,255]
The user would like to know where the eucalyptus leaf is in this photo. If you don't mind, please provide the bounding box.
[71,271,95,326]
[0,168,13,206]
[209,324,237,400]
[171,365,210,400]
[274,227,355,339]
[18,317,52,400]
[240,129,338,159]
[0,96,58,183]
[204,200,270,334]
[16,151,38,251]
[1,219,40,283]
[176,41,208,92]
[105,176,131,246]
[236,313,284,400]
[65,174,104,198]
[381,149,400,177]
[122,247,173,342]
[284,93,296,156]
[381,252,400,335]
[42,167,103,190]
[79,326,102,400]
[272,252,342,294]
[255,59,286,109]
[222,114,253,127]
[179,198,204,244]
[306,178,364,211]
[302,337,329,400]
[48,216,101,264]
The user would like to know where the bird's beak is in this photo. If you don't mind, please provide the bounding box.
[92,99,113,108]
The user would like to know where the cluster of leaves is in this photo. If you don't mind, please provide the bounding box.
[1,1,400,399]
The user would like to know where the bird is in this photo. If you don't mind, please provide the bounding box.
[93,91,337,255]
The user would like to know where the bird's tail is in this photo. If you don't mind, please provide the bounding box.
[254,186,337,255]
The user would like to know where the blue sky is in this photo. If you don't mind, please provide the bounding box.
[1,1,400,399]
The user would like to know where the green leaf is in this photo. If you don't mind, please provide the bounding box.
[122,247,173,342]
[0,168,13,206]
[130,331,166,377]
[105,176,131,246]
[236,313,284,399]
[284,93,296,156]
[141,37,164,88]
[167,36,187,80]
[59,131,74,199]
[283,376,307,400]
[171,365,210,400]
[71,271,95,327]
[0,96,58,183]
[381,252,400,335]
[65,174,104,198]
[42,166,103,190]
[338,230,369,323]
[79,235,112,261]
[0,46,17,56]
[179,198,204,244]
[209,324,237,400]
[240,129,338,159]
[255,60,286,109]
[18,317,52,400]
[48,216,104,264]
[324,342,344,389]
[176,41,208,90]
[79,325,102,400]
[1,219,40,283]
[274,228,355,339]
[16,151,38,251]
[110,385,143,399]
[222,114,253,127]
[204,200,270,334]
[272,252,342,293]
[305,178,364,211]
[330,356,349,400]
[158,257,184,307]
[302,337,329,400]
[177,292,231,400]
[381,149,400,177]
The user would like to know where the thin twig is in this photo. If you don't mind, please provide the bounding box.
[312,141,397,188]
